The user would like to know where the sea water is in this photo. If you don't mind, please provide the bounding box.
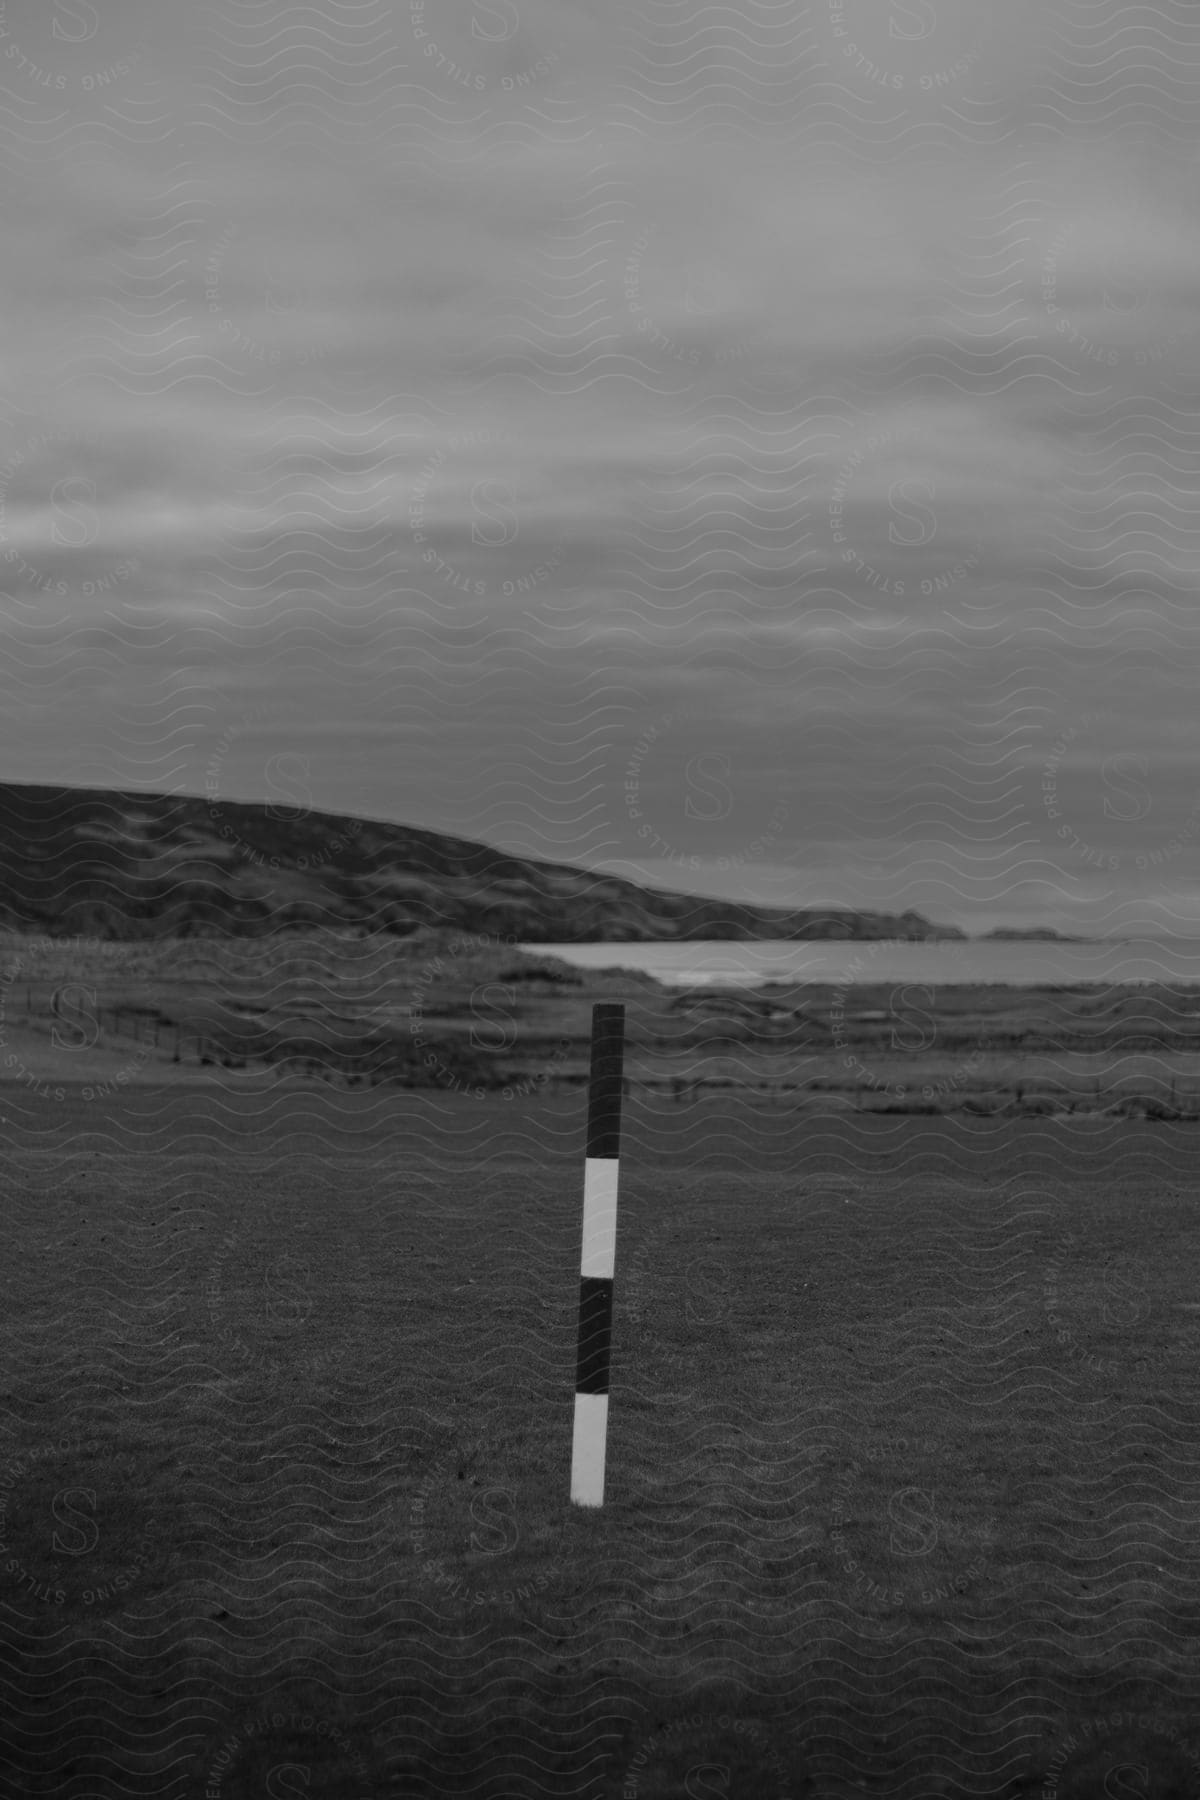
[518,938,1200,988]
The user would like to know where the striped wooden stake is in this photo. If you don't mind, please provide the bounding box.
[570,1002,625,1507]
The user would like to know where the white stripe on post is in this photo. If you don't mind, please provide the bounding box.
[579,1159,619,1279]
[570,1393,610,1509]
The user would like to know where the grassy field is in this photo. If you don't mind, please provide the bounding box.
[3,1083,1200,1795]
[4,926,1200,1118]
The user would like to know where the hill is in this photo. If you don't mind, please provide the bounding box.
[0,782,964,943]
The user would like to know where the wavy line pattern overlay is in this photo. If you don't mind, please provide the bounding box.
[4,0,1200,1794]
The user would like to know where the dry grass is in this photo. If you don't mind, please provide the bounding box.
[2,1090,1200,1793]
[3,928,1200,1117]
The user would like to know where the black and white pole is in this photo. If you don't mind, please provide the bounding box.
[570,1002,624,1508]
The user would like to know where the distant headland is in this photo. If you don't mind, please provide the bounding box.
[0,781,966,943]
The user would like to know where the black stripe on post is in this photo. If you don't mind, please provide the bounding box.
[575,1276,614,1393]
[586,1003,625,1159]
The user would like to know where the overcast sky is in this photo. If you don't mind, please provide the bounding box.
[2,0,1200,935]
